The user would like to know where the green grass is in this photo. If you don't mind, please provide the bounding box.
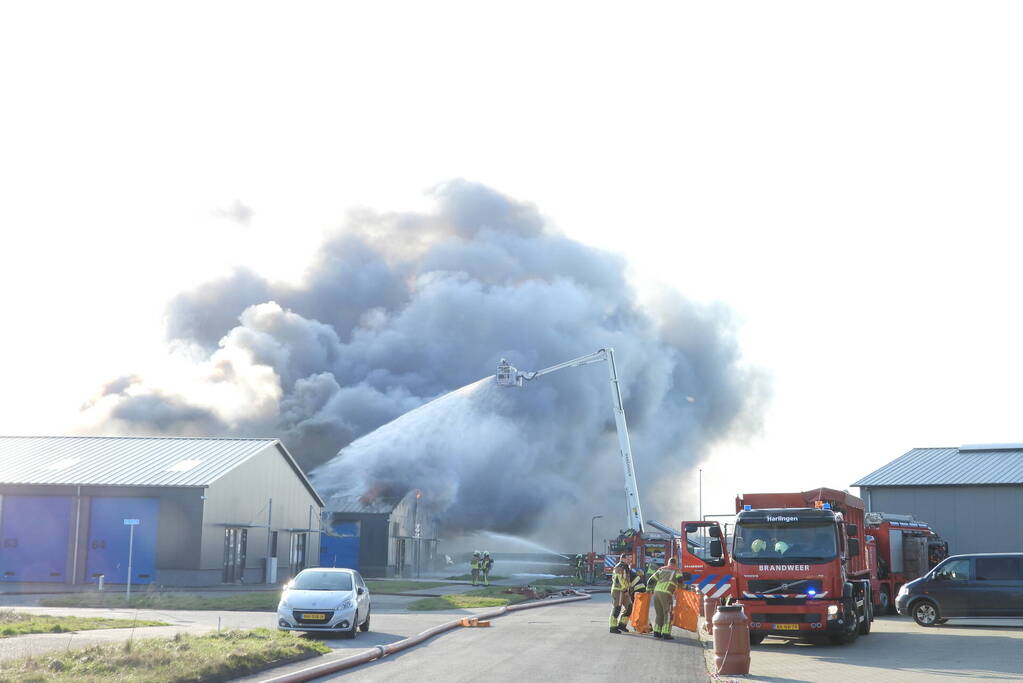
[0,609,167,638]
[363,580,448,593]
[528,576,588,587]
[40,592,280,612]
[444,574,509,582]
[407,586,532,611]
[0,628,329,683]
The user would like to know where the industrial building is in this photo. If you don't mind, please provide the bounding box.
[320,489,440,577]
[853,443,1023,555]
[0,436,323,587]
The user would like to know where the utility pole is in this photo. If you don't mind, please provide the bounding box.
[265,498,272,583]
[699,469,703,522]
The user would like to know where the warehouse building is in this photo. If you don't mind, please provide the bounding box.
[320,489,440,577]
[853,444,1023,556]
[0,436,323,587]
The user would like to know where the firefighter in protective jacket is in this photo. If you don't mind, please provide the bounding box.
[647,558,684,640]
[470,551,482,586]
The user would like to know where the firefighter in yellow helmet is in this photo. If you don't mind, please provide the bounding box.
[470,551,482,586]
[481,551,493,586]
[647,558,684,640]
[609,559,642,633]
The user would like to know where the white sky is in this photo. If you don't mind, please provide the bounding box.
[2,2,1021,522]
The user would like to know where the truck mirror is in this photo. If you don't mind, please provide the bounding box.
[846,524,857,537]
[710,540,722,558]
[848,538,861,557]
[708,526,721,538]
[685,524,698,534]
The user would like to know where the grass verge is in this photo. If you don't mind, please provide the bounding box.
[407,586,532,611]
[444,574,509,582]
[528,576,588,587]
[40,592,279,612]
[0,609,167,637]
[0,628,329,682]
[363,580,449,593]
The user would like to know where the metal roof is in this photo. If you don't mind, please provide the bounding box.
[0,437,324,504]
[853,445,1023,487]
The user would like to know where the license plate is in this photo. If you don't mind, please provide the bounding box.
[301,613,327,621]
[774,623,799,630]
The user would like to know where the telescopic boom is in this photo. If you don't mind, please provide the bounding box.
[496,349,645,533]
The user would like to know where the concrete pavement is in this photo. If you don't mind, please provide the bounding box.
[703,615,1023,682]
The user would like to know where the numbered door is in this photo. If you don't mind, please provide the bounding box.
[0,496,72,582]
[85,497,160,584]
[223,528,247,583]
[320,521,360,569]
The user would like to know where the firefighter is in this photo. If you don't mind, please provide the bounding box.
[470,551,482,586]
[647,558,683,640]
[609,561,635,633]
[573,554,585,581]
[481,551,493,586]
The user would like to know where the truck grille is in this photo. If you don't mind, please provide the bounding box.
[747,579,823,595]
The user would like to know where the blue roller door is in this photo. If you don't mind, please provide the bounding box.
[320,521,360,569]
[86,497,160,584]
[0,496,72,582]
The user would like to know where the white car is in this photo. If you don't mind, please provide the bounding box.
[276,568,371,637]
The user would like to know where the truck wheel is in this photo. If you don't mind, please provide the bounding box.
[912,600,940,627]
[878,587,891,615]
[829,599,860,644]
[858,600,872,635]
[749,631,767,645]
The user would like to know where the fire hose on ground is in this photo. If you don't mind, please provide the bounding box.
[258,590,593,683]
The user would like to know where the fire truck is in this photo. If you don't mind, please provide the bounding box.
[865,512,949,614]
[729,488,873,645]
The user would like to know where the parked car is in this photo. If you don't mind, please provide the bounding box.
[896,553,1023,626]
[276,568,371,637]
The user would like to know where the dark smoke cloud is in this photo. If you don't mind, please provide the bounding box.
[86,179,766,540]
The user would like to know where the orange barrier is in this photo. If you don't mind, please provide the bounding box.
[629,592,653,633]
[672,589,700,632]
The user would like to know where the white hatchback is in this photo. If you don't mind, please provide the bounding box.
[276,568,371,637]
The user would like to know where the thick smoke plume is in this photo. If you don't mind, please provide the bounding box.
[84,180,765,542]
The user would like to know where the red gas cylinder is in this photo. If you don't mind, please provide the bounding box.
[703,594,718,634]
[712,604,751,675]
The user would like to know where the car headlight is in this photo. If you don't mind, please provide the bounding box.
[826,604,839,616]
[278,596,289,609]
[338,599,353,610]
[897,584,908,598]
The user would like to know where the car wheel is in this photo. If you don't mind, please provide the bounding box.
[343,616,358,639]
[749,630,767,645]
[912,600,940,627]
[878,587,891,615]
[360,608,371,632]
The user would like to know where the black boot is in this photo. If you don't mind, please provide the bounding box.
[662,633,674,640]
[653,632,662,639]
[610,626,621,634]
[619,624,629,632]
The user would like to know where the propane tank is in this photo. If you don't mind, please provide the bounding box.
[703,593,718,634]
[712,604,751,675]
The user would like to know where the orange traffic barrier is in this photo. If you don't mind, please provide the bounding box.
[629,592,653,633]
[672,589,700,632]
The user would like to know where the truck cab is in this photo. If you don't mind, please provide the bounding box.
[733,489,873,645]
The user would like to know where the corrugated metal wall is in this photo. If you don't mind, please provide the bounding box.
[862,485,1023,555]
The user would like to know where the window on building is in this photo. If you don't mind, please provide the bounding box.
[290,533,307,572]
[223,528,248,583]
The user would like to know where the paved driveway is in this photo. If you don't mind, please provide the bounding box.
[714,615,1023,682]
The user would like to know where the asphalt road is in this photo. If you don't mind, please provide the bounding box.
[266,594,707,683]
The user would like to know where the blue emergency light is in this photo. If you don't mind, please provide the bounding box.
[807,588,817,597]
[822,503,832,510]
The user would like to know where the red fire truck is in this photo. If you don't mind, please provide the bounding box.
[865,512,949,614]
[730,488,873,645]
